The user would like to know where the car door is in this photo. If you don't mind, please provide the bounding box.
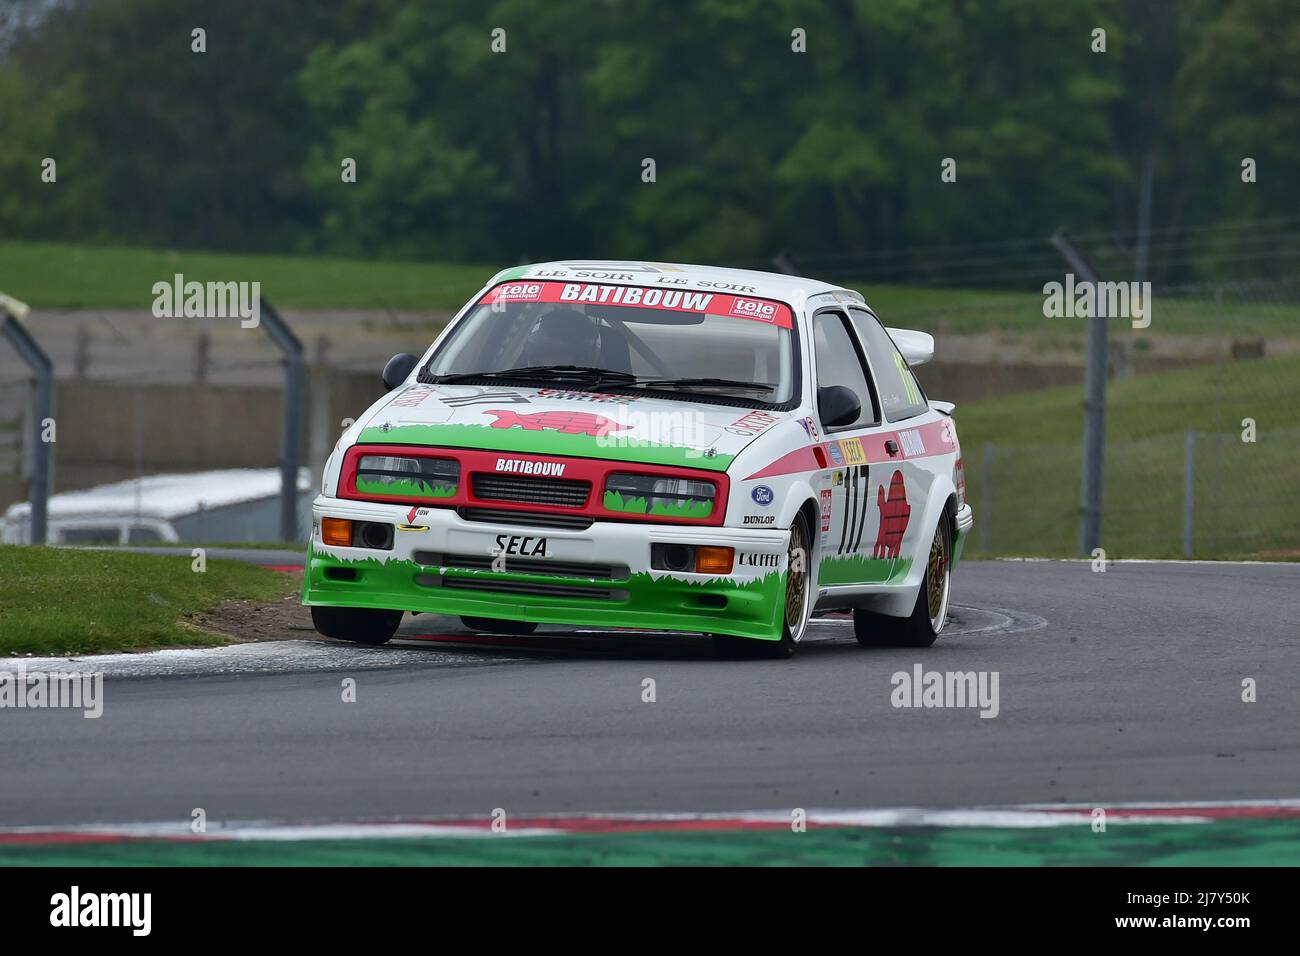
[846,305,946,580]
[809,307,893,589]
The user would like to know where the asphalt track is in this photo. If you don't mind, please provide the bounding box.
[2,560,1297,830]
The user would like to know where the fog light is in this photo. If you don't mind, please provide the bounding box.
[321,517,353,547]
[695,546,734,575]
[662,544,694,571]
[356,521,394,550]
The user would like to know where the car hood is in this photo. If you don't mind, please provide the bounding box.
[353,383,789,473]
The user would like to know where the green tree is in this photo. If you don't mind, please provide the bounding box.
[1175,0,1300,279]
[0,66,102,239]
[4,0,385,250]
[0,0,1295,284]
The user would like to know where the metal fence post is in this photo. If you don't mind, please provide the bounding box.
[259,297,304,543]
[1049,229,1108,555]
[194,332,210,384]
[74,325,90,379]
[1183,429,1196,558]
[980,442,993,554]
[0,295,54,545]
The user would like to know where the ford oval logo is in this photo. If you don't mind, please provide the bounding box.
[752,485,774,506]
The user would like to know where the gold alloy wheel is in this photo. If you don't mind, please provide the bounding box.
[784,520,809,638]
[926,518,951,630]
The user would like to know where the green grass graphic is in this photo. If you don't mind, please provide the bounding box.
[818,554,912,586]
[355,476,456,498]
[603,490,713,519]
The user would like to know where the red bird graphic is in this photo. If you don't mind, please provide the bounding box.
[484,408,628,436]
[873,470,911,559]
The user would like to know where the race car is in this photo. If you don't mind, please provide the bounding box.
[302,261,973,658]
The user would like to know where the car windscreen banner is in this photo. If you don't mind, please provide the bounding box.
[479,280,794,329]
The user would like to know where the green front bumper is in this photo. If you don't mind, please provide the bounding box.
[302,549,787,641]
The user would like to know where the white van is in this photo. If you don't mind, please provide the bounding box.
[1,468,313,545]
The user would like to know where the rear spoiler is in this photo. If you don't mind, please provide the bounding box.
[886,327,934,366]
[884,327,952,412]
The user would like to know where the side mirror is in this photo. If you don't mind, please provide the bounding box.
[817,385,861,429]
[382,353,418,390]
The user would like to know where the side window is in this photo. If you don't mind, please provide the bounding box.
[812,310,878,430]
[850,309,928,421]
[58,527,122,545]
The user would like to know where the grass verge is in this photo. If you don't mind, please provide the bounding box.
[0,241,493,311]
[0,545,293,655]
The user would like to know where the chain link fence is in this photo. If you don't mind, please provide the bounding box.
[0,380,24,481]
[971,427,1300,558]
[948,279,1300,558]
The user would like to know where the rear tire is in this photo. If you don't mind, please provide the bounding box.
[854,513,951,649]
[460,616,538,635]
[310,605,403,645]
[713,510,812,660]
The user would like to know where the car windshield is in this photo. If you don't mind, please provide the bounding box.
[421,280,796,404]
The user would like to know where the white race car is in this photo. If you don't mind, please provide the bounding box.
[303,261,973,658]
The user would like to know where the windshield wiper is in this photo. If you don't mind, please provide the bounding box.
[423,365,638,386]
[420,366,775,397]
[634,377,775,393]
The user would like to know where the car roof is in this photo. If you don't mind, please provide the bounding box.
[488,260,864,307]
[3,467,312,521]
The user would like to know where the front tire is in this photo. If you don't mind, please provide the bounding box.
[854,513,951,649]
[714,510,812,660]
[310,605,403,645]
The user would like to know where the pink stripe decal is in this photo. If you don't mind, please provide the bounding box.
[744,445,823,480]
[745,418,957,480]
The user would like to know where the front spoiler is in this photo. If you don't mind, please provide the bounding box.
[301,497,790,641]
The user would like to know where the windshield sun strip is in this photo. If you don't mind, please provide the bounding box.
[415,285,806,410]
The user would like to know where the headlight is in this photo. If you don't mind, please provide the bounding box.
[604,472,716,519]
[355,455,459,498]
